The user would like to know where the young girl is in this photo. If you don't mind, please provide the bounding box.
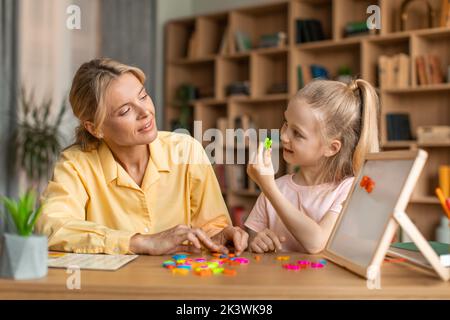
[245,79,379,254]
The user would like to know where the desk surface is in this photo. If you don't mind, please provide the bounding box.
[0,253,449,299]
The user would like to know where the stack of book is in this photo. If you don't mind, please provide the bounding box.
[258,32,287,48]
[226,81,250,96]
[386,113,413,141]
[295,19,325,44]
[344,21,376,37]
[416,54,445,86]
[378,54,410,89]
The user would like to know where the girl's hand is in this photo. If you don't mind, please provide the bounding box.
[247,142,275,192]
[212,226,249,256]
[129,224,228,255]
[249,228,286,253]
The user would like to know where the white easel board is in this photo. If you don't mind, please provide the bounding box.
[324,149,449,281]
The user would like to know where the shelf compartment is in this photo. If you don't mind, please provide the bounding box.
[229,2,289,54]
[292,41,361,92]
[411,29,450,87]
[197,13,229,57]
[166,18,197,61]
[251,50,288,97]
[290,0,333,45]
[216,56,250,99]
[333,0,381,39]
[362,34,410,88]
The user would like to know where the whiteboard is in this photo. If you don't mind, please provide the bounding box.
[327,158,416,268]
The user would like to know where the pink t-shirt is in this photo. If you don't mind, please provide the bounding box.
[245,174,355,252]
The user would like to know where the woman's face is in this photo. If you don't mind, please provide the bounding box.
[101,72,158,147]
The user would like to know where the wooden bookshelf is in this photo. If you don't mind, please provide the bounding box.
[164,0,450,238]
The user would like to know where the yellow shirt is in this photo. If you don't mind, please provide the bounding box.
[36,131,231,255]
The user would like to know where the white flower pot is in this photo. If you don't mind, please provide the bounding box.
[0,233,48,280]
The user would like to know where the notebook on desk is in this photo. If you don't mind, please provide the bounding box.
[48,252,138,271]
[388,242,450,268]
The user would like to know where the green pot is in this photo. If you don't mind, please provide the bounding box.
[0,233,48,280]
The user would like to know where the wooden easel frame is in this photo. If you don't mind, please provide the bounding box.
[324,149,450,282]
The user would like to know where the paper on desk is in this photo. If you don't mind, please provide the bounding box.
[48,253,138,271]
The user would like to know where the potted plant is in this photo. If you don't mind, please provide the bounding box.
[14,86,67,193]
[0,190,47,280]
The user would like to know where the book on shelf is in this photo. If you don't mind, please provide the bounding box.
[378,54,410,88]
[417,126,450,144]
[235,31,252,52]
[386,113,413,141]
[343,21,377,37]
[295,19,325,44]
[226,81,250,96]
[258,32,287,48]
[310,64,329,80]
[416,54,444,85]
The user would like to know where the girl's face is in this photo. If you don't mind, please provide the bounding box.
[101,72,158,147]
[280,99,331,167]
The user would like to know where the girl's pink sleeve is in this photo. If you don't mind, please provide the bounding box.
[329,177,355,214]
[244,193,269,232]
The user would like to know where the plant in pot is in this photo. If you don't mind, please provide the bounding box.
[0,190,47,280]
[14,86,67,194]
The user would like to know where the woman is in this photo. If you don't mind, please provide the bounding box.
[36,58,248,255]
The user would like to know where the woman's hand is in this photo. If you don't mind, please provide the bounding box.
[129,224,228,255]
[249,228,286,253]
[212,226,249,256]
[247,142,276,193]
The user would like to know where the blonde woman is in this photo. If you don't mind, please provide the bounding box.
[36,58,248,255]
[246,79,379,254]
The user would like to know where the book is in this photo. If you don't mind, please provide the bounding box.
[258,32,287,48]
[397,53,410,88]
[48,253,138,271]
[430,55,444,84]
[295,19,325,44]
[416,55,428,85]
[390,242,450,267]
[386,113,413,141]
[235,31,252,52]
[297,65,304,89]
[310,64,329,80]
[378,55,389,89]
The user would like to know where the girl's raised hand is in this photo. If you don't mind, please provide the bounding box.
[247,142,275,192]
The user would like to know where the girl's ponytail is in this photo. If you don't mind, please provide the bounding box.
[350,79,380,173]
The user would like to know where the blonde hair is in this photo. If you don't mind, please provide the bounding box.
[294,79,380,184]
[69,58,146,151]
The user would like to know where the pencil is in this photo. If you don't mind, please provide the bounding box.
[435,187,450,219]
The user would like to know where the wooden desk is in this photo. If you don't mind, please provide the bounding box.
[0,253,449,299]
